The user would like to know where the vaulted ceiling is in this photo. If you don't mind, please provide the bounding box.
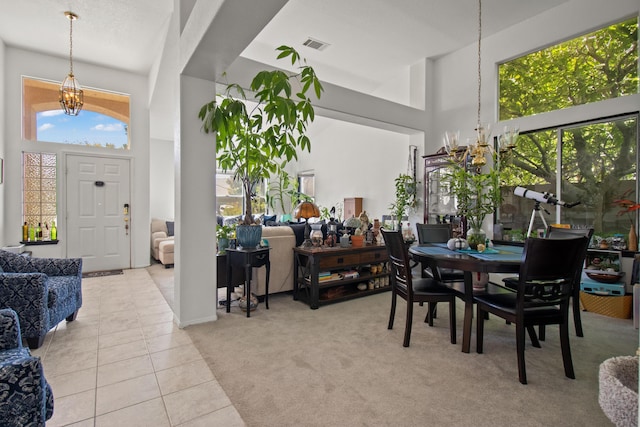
[0,0,568,94]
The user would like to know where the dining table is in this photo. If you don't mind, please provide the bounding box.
[408,243,524,353]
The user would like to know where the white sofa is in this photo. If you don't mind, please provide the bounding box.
[150,218,174,267]
[250,226,297,296]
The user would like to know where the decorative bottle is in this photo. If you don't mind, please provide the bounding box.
[36,223,42,241]
[29,225,35,242]
[22,222,28,242]
[51,221,57,241]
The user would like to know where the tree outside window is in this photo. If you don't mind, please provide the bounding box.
[497,18,638,242]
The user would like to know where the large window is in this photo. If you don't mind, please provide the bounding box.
[499,115,638,240]
[497,17,639,244]
[22,77,130,149]
[499,18,638,120]
[216,173,266,219]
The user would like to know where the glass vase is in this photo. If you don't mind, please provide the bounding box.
[466,227,486,250]
[310,223,324,247]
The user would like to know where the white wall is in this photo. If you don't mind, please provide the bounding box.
[431,0,640,149]
[3,47,151,267]
[296,116,423,226]
[0,41,5,247]
[150,138,175,220]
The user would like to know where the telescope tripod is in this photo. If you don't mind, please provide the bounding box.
[526,201,550,238]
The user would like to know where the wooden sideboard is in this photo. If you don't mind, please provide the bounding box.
[293,244,390,309]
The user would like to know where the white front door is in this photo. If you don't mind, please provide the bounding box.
[66,155,131,272]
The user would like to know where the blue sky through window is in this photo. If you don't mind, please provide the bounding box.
[36,109,128,149]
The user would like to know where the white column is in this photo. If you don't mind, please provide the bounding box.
[173,73,218,326]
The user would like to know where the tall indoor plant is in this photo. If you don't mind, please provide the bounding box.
[199,46,323,246]
[446,159,502,249]
[389,174,418,232]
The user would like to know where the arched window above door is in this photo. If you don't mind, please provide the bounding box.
[22,77,130,149]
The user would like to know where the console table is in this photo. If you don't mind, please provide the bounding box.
[293,245,390,309]
[226,247,271,317]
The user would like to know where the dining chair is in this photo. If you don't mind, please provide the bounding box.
[475,236,590,384]
[502,226,593,338]
[415,223,465,282]
[381,229,457,347]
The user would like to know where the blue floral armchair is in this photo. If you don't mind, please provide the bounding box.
[0,308,54,426]
[0,250,82,349]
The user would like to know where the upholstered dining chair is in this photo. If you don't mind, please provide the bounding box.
[475,236,589,384]
[415,223,464,282]
[502,226,593,339]
[382,229,457,347]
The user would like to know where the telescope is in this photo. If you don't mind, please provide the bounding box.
[514,186,580,208]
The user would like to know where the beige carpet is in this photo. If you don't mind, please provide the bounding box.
[178,287,637,427]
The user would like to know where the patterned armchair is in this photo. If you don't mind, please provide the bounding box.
[0,308,54,426]
[0,250,82,349]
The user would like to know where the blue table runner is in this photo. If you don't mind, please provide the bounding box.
[413,244,523,262]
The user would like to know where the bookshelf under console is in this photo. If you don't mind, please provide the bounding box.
[293,245,390,309]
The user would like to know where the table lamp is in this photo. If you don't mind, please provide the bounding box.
[293,201,320,247]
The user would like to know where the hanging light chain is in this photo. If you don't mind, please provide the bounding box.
[69,12,74,75]
[476,0,482,126]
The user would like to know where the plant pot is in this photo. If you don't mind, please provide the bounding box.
[351,235,364,247]
[218,237,229,253]
[236,225,262,249]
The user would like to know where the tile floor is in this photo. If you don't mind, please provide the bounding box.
[33,268,245,426]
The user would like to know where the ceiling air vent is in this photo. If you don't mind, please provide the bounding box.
[302,37,330,51]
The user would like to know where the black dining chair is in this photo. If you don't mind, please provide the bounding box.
[502,226,593,338]
[475,236,590,384]
[415,223,465,282]
[382,229,457,347]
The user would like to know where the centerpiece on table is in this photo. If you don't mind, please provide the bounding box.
[199,46,323,248]
[444,147,502,250]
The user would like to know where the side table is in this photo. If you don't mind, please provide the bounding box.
[226,247,271,317]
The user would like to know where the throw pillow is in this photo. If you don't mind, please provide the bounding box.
[166,221,175,237]
[262,214,277,225]
[288,223,306,247]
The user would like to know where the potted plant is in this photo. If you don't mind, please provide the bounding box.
[216,224,236,253]
[389,174,418,232]
[267,171,313,220]
[199,45,323,248]
[445,160,502,249]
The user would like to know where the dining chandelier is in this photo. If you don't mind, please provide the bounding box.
[59,11,84,116]
[443,0,518,169]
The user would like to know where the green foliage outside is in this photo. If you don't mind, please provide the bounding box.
[498,18,638,235]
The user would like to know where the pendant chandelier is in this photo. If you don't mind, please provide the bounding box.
[444,0,517,169]
[59,11,84,116]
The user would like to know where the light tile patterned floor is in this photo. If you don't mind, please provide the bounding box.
[32,268,245,427]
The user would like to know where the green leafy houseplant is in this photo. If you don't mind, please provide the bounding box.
[199,45,323,226]
[216,224,236,240]
[389,174,418,231]
[216,223,235,253]
[267,171,313,216]
[445,159,502,247]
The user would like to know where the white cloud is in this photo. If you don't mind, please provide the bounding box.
[39,110,65,117]
[92,123,124,132]
[38,123,55,132]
